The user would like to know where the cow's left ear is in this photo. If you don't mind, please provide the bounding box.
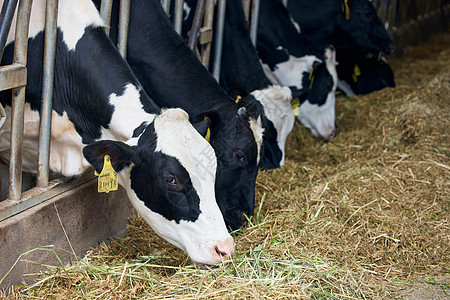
[83,141,134,174]
[192,118,211,139]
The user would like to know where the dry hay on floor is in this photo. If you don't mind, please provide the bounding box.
[4,32,450,299]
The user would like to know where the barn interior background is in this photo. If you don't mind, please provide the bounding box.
[1,0,449,298]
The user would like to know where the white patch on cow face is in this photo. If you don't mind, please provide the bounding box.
[251,85,294,166]
[262,53,320,88]
[6,0,104,50]
[249,116,264,164]
[297,91,336,140]
[120,108,233,265]
[0,104,88,176]
[102,83,155,141]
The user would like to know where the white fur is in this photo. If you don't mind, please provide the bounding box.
[183,2,191,21]
[121,109,232,265]
[5,0,104,50]
[251,85,294,166]
[102,83,155,141]
[263,53,320,88]
[249,116,264,164]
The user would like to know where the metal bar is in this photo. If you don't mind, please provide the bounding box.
[242,0,250,21]
[100,0,113,36]
[0,63,26,91]
[9,0,32,201]
[249,0,260,46]
[0,102,6,129]
[188,0,206,50]
[36,0,58,188]
[118,0,130,58]
[200,0,215,68]
[0,0,19,61]
[173,0,184,34]
[281,0,287,7]
[212,0,226,81]
[161,0,170,14]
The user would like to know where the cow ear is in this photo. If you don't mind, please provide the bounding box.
[83,140,134,174]
[192,118,211,138]
[237,95,265,120]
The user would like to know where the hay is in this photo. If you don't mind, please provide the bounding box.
[4,31,450,299]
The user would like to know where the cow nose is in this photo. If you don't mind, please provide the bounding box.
[212,238,235,262]
[328,130,336,140]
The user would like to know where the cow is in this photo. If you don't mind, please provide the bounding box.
[257,0,338,141]
[0,0,233,266]
[181,0,297,169]
[286,0,395,95]
[92,0,264,230]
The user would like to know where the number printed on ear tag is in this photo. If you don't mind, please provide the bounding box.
[95,155,118,193]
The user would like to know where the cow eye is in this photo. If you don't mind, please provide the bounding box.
[233,150,246,163]
[163,175,177,186]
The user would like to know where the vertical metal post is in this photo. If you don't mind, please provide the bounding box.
[212,0,226,81]
[249,0,260,46]
[9,0,32,200]
[173,0,184,34]
[201,0,214,68]
[36,0,58,188]
[188,0,206,50]
[100,0,113,36]
[161,0,171,14]
[0,0,19,61]
[242,0,251,21]
[118,0,130,58]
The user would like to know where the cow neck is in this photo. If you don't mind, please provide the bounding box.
[220,0,271,95]
[258,0,322,59]
[108,0,233,118]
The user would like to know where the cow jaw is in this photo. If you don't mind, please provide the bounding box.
[251,85,294,167]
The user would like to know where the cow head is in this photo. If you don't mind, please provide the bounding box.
[204,103,263,230]
[336,0,393,56]
[250,86,295,169]
[297,48,338,141]
[83,109,234,265]
[354,56,395,94]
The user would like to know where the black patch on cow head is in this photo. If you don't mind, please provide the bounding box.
[203,105,259,230]
[83,123,202,223]
[302,62,334,106]
[336,0,393,56]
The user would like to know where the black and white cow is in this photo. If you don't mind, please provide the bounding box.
[287,0,395,95]
[257,0,338,141]
[0,0,233,265]
[93,0,264,230]
[181,0,296,169]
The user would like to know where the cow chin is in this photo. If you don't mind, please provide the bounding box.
[119,168,234,266]
[297,92,336,141]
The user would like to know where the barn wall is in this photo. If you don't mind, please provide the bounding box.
[373,0,450,55]
[0,176,133,292]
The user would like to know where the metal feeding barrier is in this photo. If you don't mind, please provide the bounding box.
[0,0,64,222]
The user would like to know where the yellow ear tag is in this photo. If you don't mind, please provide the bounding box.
[291,97,300,116]
[352,64,361,82]
[342,0,350,20]
[308,67,316,89]
[235,95,242,103]
[203,115,211,143]
[95,155,118,193]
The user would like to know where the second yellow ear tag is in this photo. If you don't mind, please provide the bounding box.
[95,155,118,193]
[291,98,300,117]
